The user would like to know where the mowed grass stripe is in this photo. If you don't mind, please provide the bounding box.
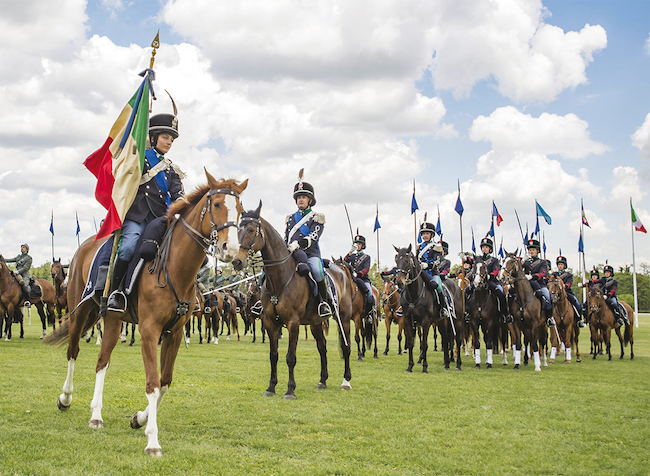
[0,313,648,476]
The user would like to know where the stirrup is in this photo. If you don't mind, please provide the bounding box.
[318,301,332,319]
[577,319,586,328]
[546,317,556,327]
[24,301,31,308]
[204,306,211,314]
[251,300,263,315]
[616,317,624,327]
[107,290,127,313]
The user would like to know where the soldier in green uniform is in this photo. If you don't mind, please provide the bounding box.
[196,259,213,313]
[6,244,34,306]
[213,268,231,315]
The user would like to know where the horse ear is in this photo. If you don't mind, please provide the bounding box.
[393,245,399,253]
[514,247,519,256]
[407,243,412,253]
[235,178,249,193]
[255,200,262,216]
[204,168,218,188]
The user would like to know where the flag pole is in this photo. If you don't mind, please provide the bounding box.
[631,198,640,328]
[76,211,81,247]
[51,210,55,262]
[375,204,381,317]
[413,180,418,249]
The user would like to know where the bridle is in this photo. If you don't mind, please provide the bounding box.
[180,187,242,255]
[395,252,422,287]
[238,215,292,268]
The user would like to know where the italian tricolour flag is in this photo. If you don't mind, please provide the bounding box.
[84,77,150,240]
[631,200,646,233]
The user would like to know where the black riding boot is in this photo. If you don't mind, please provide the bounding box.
[317,280,333,320]
[21,283,31,307]
[437,288,450,318]
[612,305,626,326]
[107,258,129,312]
[546,307,555,327]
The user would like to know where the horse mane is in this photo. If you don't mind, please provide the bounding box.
[168,178,247,218]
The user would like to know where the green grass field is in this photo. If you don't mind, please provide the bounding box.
[0,312,648,476]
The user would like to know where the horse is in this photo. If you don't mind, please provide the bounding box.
[222,293,240,341]
[334,257,379,361]
[232,202,353,398]
[392,245,463,372]
[0,255,23,340]
[244,278,266,343]
[586,282,634,361]
[185,287,213,344]
[547,273,580,363]
[51,259,69,327]
[500,252,548,371]
[44,173,248,456]
[468,261,503,369]
[381,275,404,355]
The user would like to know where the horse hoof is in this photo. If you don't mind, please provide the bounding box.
[474,364,480,369]
[89,419,103,429]
[405,368,412,373]
[263,391,275,397]
[535,366,542,372]
[57,397,70,411]
[341,380,351,390]
[455,367,462,371]
[565,360,572,364]
[486,364,492,369]
[283,394,297,400]
[549,359,554,364]
[373,355,378,359]
[316,382,327,390]
[145,447,163,457]
[357,357,363,362]
[513,365,520,371]
[382,352,388,356]
[130,412,142,429]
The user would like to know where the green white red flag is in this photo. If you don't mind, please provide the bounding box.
[631,200,646,233]
[84,75,151,239]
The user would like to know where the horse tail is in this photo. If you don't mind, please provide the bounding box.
[364,317,372,349]
[624,322,631,346]
[43,319,70,346]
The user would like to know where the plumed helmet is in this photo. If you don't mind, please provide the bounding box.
[21,243,29,252]
[603,264,614,275]
[353,235,366,249]
[464,254,475,265]
[419,222,436,235]
[149,113,179,139]
[590,268,600,278]
[441,241,449,254]
[556,255,567,267]
[293,168,316,205]
[527,239,541,251]
[480,237,493,251]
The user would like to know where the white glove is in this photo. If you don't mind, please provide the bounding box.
[353,272,357,278]
[350,244,357,253]
[421,262,429,270]
[288,242,299,252]
[525,274,532,280]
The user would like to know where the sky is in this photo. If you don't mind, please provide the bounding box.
[0,0,648,276]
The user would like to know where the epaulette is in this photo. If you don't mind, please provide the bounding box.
[285,214,292,224]
[313,212,326,224]
[433,243,443,252]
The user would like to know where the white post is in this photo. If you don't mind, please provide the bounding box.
[631,213,640,328]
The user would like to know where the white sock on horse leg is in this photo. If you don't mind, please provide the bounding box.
[566,347,571,361]
[561,342,566,352]
[474,348,481,365]
[550,347,557,360]
[514,350,521,366]
[486,349,493,365]
[534,351,541,369]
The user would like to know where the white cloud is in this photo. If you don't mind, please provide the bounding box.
[611,166,644,202]
[632,113,650,160]
[469,106,608,159]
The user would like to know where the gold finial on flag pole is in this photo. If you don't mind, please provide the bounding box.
[149,30,160,69]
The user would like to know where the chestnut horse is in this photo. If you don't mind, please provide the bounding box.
[586,282,634,361]
[547,273,580,363]
[232,202,353,398]
[0,255,22,340]
[334,257,379,361]
[393,245,463,372]
[468,261,502,369]
[51,259,68,327]
[45,173,247,456]
[381,275,404,355]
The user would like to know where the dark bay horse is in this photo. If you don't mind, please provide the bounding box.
[501,253,547,371]
[51,259,68,327]
[45,173,248,456]
[0,255,22,340]
[381,275,404,355]
[334,257,379,361]
[547,273,580,363]
[244,278,265,343]
[587,282,634,361]
[232,202,353,398]
[393,245,463,372]
[468,261,502,369]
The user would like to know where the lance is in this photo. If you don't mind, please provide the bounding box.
[343,204,354,243]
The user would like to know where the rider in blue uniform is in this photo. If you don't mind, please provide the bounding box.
[284,176,333,319]
[107,112,185,311]
[416,221,451,318]
[523,239,554,327]
[475,237,510,324]
[344,234,375,323]
[555,255,586,327]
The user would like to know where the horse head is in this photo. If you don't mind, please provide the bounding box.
[587,282,604,316]
[233,201,264,271]
[500,252,523,284]
[474,261,489,289]
[171,170,248,263]
[547,273,564,305]
[51,258,66,282]
[392,244,418,291]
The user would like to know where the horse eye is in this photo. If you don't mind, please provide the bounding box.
[213,203,221,209]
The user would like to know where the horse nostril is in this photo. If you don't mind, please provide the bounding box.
[221,242,228,251]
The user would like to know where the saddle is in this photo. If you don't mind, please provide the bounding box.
[28,277,42,300]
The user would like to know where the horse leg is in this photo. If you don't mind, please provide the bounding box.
[311,323,329,389]
[529,323,542,372]
[485,323,494,370]
[404,320,414,372]
[373,322,378,359]
[474,323,482,369]
[283,320,300,400]
[397,321,403,355]
[58,302,94,410]
[420,323,429,373]
[263,320,279,397]
[512,326,522,370]
[37,303,47,338]
[615,327,624,360]
[355,324,362,361]
[606,327,613,361]
[433,323,438,352]
[565,324,573,363]
[89,316,121,429]
[383,316,391,356]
